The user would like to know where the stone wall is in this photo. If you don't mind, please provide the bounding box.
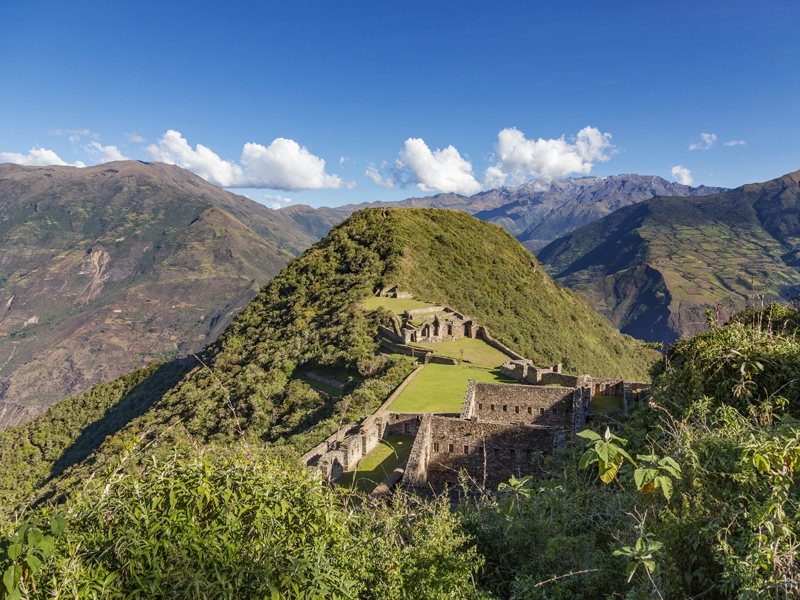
[427,355,458,365]
[472,382,575,427]
[538,372,591,388]
[500,360,531,381]
[385,412,425,437]
[423,417,565,489]
[476,326,526,360]
[404,413,433,486]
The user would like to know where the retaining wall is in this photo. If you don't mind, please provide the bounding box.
[477,326,526,361]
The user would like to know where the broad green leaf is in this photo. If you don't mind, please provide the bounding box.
[634,467,658,490]
[3,565,22,592]
[27,530,43,547]
[659,476,674,501]
[6,544,22,561]
[51,516,67,537]
[625,561,637,582]
[576,429,601,441]
[25,554,42,573]
[578,450,597,470]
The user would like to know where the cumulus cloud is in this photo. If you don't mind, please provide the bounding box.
[365,162,395,188]
[671,165,694,185]
[724,139,746,147]
[125,132,145,143]
[84,141,129,163]
[485,126,615,186]
[144,130,344,191]
[0,147,86,168]
[393,139,481,194]
[689,133,717,151]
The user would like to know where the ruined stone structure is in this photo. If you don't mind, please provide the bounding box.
[378,285,413,299]
[303,300,651,495]
[399,307,477,345]
[499,360,650,412]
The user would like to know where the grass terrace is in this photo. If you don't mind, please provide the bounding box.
[338,435,414,493]
[409,337,512,369]
[388,364,515,414]
[363,296,437,314]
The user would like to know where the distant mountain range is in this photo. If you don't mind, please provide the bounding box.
[276,174,727,252]
[0,162,729,428]
[0,161,300,428]
[537,171,800,344]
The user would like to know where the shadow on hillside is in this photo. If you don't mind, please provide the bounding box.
[46,359,193,483]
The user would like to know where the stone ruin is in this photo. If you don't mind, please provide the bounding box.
[302,298,652,495]
[399,306,477,345]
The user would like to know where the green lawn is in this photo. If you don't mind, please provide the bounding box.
[363,296,437,314]
[592,395,623,413]
[409,337,514,368]
[338,435,414,493]
[388,364,516,414]
[296,374,343,397]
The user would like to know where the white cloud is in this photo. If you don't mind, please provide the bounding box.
[393,138,482,195]
[671,165,694,185]
[486,126,615,186]
[689,133,717,150]
[339,156,350,167]
[0,147,86,168]
[724,139,746,147]
[125,132,145,143]
[84,141,129,163]
[144,130,344,191]
[50,128,98,142]
[262,194,292,203]
[365,162,395,188]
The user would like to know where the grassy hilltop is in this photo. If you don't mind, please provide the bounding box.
[0,207,657,512]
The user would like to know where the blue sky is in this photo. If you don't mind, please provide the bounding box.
[1,0,798,208]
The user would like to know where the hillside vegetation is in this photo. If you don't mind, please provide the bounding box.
[0,208,657,513]
[538,170,800,343]
[3,305,799,598]
[0,162,294,425]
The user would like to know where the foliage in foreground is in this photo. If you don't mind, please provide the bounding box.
[1,447,485,600]
[462,304,800,599]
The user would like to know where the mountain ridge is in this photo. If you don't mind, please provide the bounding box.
[276,174,726,251]
[537,170,800,343]
[0,161,298,427]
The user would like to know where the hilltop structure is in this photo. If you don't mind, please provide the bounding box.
[303,294,650,494]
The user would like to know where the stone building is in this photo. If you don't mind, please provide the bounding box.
[399,307,477,344]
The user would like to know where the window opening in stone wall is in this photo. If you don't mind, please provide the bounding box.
[539,407,544,415]
[464,445,469,454]
[503,405,508,412]
[478,404,483,410]
[525,449,532,460]
[527,406,532,414]
[509,448,515,457]
[494,447,500,457]
[491,404,495,411]
[447,324,453,336]
[404,423,409,434]
[448,444,454,453]
[434,443,439,452]
[552,407,557,414]
[515,406,519,414]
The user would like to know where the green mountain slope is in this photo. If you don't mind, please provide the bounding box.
[0,162,293,426]
[0,207,658,512]
[537,170,800,343]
